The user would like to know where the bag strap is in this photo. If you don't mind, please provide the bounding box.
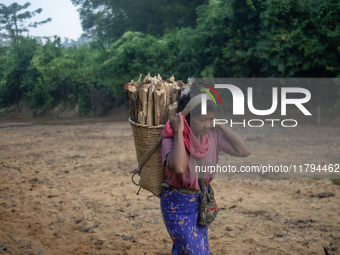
[195,157,205,193]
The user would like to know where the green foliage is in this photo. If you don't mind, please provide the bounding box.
[0,1,52,108]
[0,36,39,107]
[195,0,340,78]
[0,0,340,114]
[71,0,208,43]
[0,2,51,43]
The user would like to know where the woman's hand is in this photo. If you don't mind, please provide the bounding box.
[170,113,184,134]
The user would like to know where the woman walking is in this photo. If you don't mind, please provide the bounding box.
[160,83,251,255]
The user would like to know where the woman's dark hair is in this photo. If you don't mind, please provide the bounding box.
[177,82,217,126]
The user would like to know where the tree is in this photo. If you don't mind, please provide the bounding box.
[0,36,40,106]
[0,2,51,44]
[195,0,340,78]
[71,0,208,43]
[0,2,51,107]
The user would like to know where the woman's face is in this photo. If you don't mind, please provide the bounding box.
[190,111,215,137]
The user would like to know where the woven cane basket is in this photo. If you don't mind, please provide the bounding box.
[129,118,166,197]
[129,94,211,198]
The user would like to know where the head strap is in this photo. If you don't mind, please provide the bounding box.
[182,93,213,117]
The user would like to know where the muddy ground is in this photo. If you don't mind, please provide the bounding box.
[0,119,339,255]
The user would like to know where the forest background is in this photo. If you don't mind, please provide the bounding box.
[0,0,340,117]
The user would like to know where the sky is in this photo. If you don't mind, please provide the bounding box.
[2,0,83,41]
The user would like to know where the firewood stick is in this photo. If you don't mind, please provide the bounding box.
[177,80,184,88]
[128,85,139,122]
[126,74,182,125]
[147,84,155,126]
[164,82,171,105]
[163,82,170,119]
[124,82,131,101]
[139,84,150,124]
[138,111,146,125]
[172,84,181,103]
[154,81,166,125]
[167,101,178,121]
[133,78,141,91]
[144,73,152,84]
[169,83,174,104]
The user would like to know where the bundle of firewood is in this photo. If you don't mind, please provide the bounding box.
[124,74,193,126]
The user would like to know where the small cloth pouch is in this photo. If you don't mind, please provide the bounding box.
[195,158,219,226]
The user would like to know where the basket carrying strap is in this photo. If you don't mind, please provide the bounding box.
[131,93,213,193]
[131,133,164,175]
[195,157,205,193]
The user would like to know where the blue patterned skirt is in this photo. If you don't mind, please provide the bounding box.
[160,185,210,255]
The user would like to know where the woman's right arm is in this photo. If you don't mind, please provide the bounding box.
[166,113,187,175]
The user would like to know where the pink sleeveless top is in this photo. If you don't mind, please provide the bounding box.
[160,129,229,190]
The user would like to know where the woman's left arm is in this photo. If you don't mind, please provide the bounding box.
[215,124,251,157]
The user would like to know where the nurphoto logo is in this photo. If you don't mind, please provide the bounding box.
[199,82,312,128]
